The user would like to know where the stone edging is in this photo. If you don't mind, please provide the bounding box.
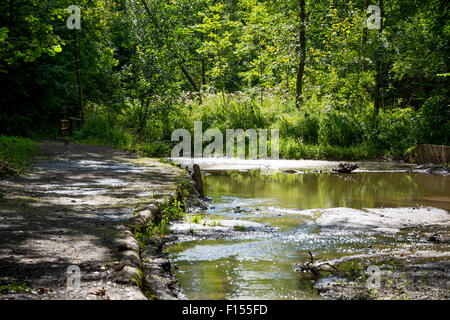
[112,171,192,300]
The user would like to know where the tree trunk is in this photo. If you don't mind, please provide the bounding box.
[201,60,206,86]
[74,32,84,123]
[137,87,153,133]
[141,0,202,104]
[180,65,202,104]
[374,0,384,115]
[361,0,370,48]
[296,0,306,109]
[201,33,206,86]
[355,0,371,105]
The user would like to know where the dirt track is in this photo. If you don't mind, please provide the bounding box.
[0,141,184,300]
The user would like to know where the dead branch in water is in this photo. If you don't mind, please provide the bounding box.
[293,251,339,277]
[332,163,358,173]
[293,250,450,275]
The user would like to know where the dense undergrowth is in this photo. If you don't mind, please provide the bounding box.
[72,92,446,160]
[0,135,37,178]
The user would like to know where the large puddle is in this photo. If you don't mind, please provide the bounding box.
[165,162,449,300]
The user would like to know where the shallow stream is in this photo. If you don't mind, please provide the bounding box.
[166,161,449,299]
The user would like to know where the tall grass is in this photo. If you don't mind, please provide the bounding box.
[72,114,133,150]
[181,92,421,159]
[74,92,422,160]
[72,106,174,157]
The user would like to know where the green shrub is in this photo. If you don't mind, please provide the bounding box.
[0,135,37,176]
[147,197,185,236]
[190,214,202,224]
[277,112,319,144]
[364,108,420,157]
[418,93,450,145]
[73,115,132,150]
[74,91,438,161]
[134,141,172,158]
[318,109,364,147]
[134,197,185,245]
[0,282,29,294]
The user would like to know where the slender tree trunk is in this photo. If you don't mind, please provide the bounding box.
[201,33,206,86]
[201,59,206,86]
[258,32,263,107]
[355,0,371,105]
[361,0,370,48]
[137,87,153,133]
[141,0,202,104]
[296,0,306,109]
[380,0,385,112]
[374,63,381,114]
[74,32,84,123]
[374,0,384,115]
[180,66,202,104]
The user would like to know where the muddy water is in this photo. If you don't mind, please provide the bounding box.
[166,168,449,300]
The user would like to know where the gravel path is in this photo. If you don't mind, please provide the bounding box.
[0,141,184,300]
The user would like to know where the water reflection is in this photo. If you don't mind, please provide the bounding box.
[205,171,450,210]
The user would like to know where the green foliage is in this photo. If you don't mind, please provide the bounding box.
[134,141,172,158]
[158,198,185,223]
[0,1,62,69]
[134,197,185,244]
[0,282,29,294]
[365,108,421,157]
[183,92,419,159]
[150,198,184,235]
[318,110,364,147]
[418,92,450,145]
[190,214,202,224]
[278,112,320,145]
[0,135,37,176]
[72,110,174,157]
[279,138,380,161]
[1,0,448,157]
[73,114,132,150]
[192,93,272,131]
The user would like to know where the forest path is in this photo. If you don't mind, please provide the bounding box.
[0,141,184,299]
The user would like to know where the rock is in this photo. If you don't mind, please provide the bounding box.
[315,207,450,235]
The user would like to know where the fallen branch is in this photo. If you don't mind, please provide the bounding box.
[293,251,339,277]
[294,250,450,274]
